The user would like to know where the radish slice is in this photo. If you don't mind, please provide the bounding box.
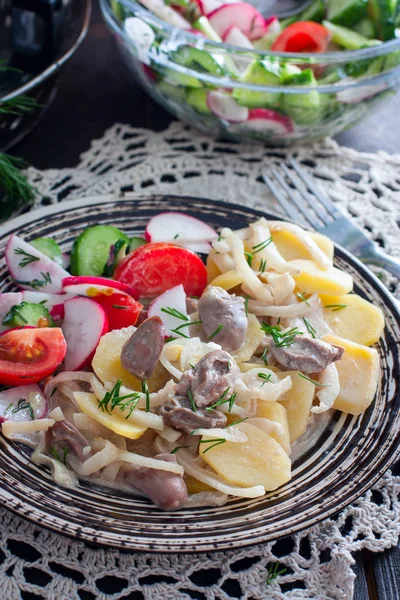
[148,284,188,337]
[207,91,249,122]
[235,108,294,135]
[6,235,70,294]
[0,385,48,423]
[124,17,155,64]
[138,0,191,29]
[62,297,109,371]
[22,291,76,321]
[208,3,267,40]
[0,292,23,332]
[196,0,222,16]
[146,212,218,254]
[62,276,139,299]
[337,82,386,104]
[223,25,254,47]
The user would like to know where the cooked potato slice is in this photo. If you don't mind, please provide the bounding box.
[206,251,222,282]
[185,475,214,494]
[322,334,380,416]
[256,401,291,454]
[272,230,334,262]
[201,422,291,491]
[290,259,353,295]
[232,313,265,363]
[321,293,385,346]
[277,371,315,443]
[74,392,147,439]
[208,269,244,290]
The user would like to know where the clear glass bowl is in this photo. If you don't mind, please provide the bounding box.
[100,0,400,145]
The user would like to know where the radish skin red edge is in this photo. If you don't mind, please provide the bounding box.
[208,3,268,40]
[207,91,249,122]
[62,297,110,371]
[146,212,218,254]
[0,385,48,423]
[62,276,139,299]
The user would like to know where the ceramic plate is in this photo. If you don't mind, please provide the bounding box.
[0,195,399,553]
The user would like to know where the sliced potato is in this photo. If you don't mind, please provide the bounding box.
[74,392,147,439]
[201,422,291,491]
[208,269,244,291]
[185,475,214,494]
[290,259,353,296]
[320,293,385,346]
[322,334,380,416]
[92,327,169,392]
[277,371,315,443]
[256,401,291,454]
[232,313,265,363]
[206,251,222,282]
[272,229,334,262]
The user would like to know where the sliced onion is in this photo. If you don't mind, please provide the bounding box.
[176,450,265,498]
[158,426,181,442]
[31,432,78,488]
[77,440,119,476]
[249,219,300,275]
[194,427,248,442]
[312,363,340,413]
[268,221,332,268]
[2,418,55,438]
[44,371,96,400]
[118,451,184,475]
[235,369,292,403]
[248,293,319,318]
[48,407,66,422]
[228,230,273,303]
[184,491,228,507]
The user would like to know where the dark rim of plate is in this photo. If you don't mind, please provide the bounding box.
[0,194,399,554]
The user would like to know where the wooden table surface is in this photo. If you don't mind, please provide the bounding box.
[11,3,400,599]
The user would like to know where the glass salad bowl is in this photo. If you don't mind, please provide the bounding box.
[100,0,400,145]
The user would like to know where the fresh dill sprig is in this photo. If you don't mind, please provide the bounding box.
[324,304,348,311]
[207,323,224,341]
[303,317,317,339]
[259,258,267,274]
[0,153,36,220]
[97,379,140,419]
[266,562,287,585]
[252,237,272,254]
[171,319,202,339]
[171,445,190,454]
[298,373,329,387]
[161,306,189,321]
[261,347,269,366]
[8,398,35,420]
[296,291,310,305]
[187,389,197,412]
[0,95,41,116]
[142,380,150,412]
[244,251,253,268]
[258,372,273,386]
[199,438,227,454]
[227,417,248,427]
[14,271,51,290]
[14,247,40,268]
[244,297,249,317]
[50,445,68,465]
[206,388,236,412]
[261,322,302,347]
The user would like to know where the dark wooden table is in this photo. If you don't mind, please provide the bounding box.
[11,2,400,599]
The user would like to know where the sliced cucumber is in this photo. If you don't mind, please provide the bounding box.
[192,17,222,42]
[354,16,377,37]
[111,0,125,22]
[323,21,382,49]
[186,88,211,114]
[327,0,368,27]
[129,237,147,251]
[233,59,281,109]
[71,225,129,277]
[30,238,63,266]
[156,80,188,103]
[3,302,55,328]
[368,0,396,40]
[299,0,326,22]
[345,54,385,77]
[103,239,129,278]
[171,46,228,77]
[282,69,321,125]
[280,64,302,82]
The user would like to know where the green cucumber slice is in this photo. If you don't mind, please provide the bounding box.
[192,17,221,42]
[323,21,382,48]
[233,59,281,109]
[3,302,55,328]
[156,80,188,103]
[298,0,326,22]
[30,238,62,266]
[71,225,129,276]
[368,0,396,40]
[129,237,147,252]
[186,88,211,114]
[282,69,321,125]
[111,0,125,21]
[171,46,227,76]
[354,17,377,37]
[327,0,368,27]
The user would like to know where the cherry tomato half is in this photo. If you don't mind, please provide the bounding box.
[92,292,143,331]
[272,22,331,53]
[0,327,67,386]
[114,242,208,299]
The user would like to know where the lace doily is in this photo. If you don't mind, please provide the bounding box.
[1,122,398,600]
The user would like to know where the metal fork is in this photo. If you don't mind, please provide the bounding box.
[263,159,400,280]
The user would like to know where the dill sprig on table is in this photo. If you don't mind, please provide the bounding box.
[0,153,36,220]
[0,94,41,116]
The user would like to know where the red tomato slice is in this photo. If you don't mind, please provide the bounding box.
[0,327,67,386]
[114,242,208,298]
[272,22,331,53]
[92,292,143,331]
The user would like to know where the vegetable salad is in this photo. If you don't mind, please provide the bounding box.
[0,211,384,509]
[107,0,400,142]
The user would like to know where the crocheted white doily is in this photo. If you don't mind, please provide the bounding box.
[2,122,399,600]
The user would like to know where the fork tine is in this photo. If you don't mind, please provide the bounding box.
[280,164,331,226]
[262,172,305,224]
[270,169,321,230]
[290,159,342,220]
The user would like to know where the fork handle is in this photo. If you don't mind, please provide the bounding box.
[363,248,400,281]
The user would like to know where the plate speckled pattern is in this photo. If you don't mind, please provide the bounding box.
[0,195,399,553]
